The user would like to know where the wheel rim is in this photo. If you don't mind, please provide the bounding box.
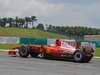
[22,49,25,53]
[20,47,27,56]
[74,52,82,61]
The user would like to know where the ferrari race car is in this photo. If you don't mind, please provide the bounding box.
[8,39,95,63]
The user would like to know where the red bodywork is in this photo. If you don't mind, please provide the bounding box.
[9,40,77,57]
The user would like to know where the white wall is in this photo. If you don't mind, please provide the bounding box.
[0,36,19,44]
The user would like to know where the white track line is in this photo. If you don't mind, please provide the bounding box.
[0,49,10,52]
[94,57,100,59]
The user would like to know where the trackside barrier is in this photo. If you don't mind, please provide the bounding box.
[0,37,19,44]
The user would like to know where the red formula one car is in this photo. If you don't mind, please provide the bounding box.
[9,39,95,63]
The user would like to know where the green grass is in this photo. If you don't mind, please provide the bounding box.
[95,48,100,57]
[0,44,20,49]
[0,27,67,39]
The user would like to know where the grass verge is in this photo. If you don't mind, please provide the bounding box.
[0,27,67,39]
[95,48,100,57]
[0,44,20,49]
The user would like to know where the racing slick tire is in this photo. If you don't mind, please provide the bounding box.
[19,46,29,58]
[73,51,84,62]
[82,54,93,63]
[73,51,93,63]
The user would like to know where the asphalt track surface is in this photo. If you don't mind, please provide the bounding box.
[0,52,100,75]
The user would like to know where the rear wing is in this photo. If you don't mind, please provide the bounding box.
[81,42,96,51]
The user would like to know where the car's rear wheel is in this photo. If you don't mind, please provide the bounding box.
[73,51,93,63]
[73,51,83,62]
[82,54,93,63]
[19,46,29,58]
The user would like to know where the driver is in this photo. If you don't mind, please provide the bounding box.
[55,39,61,46]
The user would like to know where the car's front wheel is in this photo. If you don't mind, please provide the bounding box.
[19,46,29,58]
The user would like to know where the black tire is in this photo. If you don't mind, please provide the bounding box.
[82,54,93,63]
[73,51,84,62]
[19,46,29,58]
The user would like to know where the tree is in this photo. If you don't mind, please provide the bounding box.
[15,16,19,28]
[31,16,37,27]
[8,17,14,27]
[1,17,7,27]
[18,18,25,28]
[47,25,53,32]
[36,23,44,30]
[25,17,31,28]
